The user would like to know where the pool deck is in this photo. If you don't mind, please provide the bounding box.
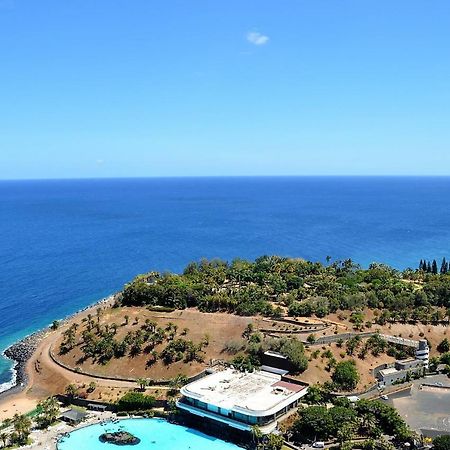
[21,410,116,450]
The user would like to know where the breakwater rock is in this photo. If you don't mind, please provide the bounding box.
[1,329,48,397]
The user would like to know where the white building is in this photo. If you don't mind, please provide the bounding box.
[177,368,308,434]
[415,339,429,368]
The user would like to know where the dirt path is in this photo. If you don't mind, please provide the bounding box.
[0,300,143,420]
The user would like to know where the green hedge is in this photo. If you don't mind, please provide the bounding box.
[117,392,157,411]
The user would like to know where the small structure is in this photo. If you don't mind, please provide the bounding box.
[177,368,308,434]
[415,339,430,368]
[376,339,429,386]
[60,408,88,425]
[395,358,423,371]
[88,403,108,412]
[261,351,294,374]
[377,359,425,386]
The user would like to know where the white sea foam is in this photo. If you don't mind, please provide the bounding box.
[0,361,17,394]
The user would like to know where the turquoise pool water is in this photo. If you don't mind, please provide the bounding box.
[57,418,240,450]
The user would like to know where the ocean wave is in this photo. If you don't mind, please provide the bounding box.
[0,362,17,394]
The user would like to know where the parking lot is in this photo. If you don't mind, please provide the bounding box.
[388,374,450,435]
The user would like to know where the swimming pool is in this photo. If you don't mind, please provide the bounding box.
[57,418,240,450]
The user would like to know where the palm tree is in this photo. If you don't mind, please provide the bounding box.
[250,425,262,447]
[0,432,9,448]
[65,383,78,399]
[136,377,148,391]
[36,396,60,428]
[12,414,31,445]
[170,374,188,390]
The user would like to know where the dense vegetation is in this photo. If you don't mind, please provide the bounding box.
[120,256,450,323]
[230,329,308,374]
[0,410,47,448]
[433,435,450,450]
[331,360,360,391]
[117,392,156,411]
[291,398,412,447]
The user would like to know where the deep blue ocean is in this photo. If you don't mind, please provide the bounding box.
[1,176,450,390]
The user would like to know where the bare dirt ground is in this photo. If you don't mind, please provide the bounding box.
[325,310,449,356]
[1,302,448,420]
[299,342,396,391]
[54,307,255,380]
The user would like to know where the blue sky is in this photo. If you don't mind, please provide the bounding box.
[1,1,449,179]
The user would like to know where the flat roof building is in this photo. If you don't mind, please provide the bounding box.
[378,361,425,386]
[177,368,307,434]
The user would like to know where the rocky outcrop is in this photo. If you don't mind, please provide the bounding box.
[99,431,140,446]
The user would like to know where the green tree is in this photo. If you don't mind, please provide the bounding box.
[136,377,148,391]
[432,260,438,274]
[266,433,284,450]
[336,422,356,446]
[65,383,78,399]
[276,338,308,373]
[117,392,156,411]
[304,384,329,404]
[12,414,32,445]
[434,435,450,450]
[250,425,262,446]
[292,406,333,442]
[36,397,59,428]
[437,338,450,354]
[332,360,360,391]
[0,432,9,448]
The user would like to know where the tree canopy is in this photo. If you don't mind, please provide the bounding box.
[119,256,450,324]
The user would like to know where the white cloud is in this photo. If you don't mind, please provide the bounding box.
[246,31,269,46]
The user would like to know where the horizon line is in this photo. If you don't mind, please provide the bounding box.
[2,174,450,182]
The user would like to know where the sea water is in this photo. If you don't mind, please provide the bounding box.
[1,176,450,389]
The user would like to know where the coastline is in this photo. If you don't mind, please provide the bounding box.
[0,292,119,402]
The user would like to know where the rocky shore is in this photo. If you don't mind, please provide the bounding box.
[0,329,48,400]
[0,292,120,401]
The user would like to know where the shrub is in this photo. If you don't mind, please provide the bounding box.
[223,340,244,354]
[117,392,156,411]
[332,360,360,391]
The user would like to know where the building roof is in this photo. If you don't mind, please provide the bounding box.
[260,365,289,375]
[180,369,307,417]
[61,409,87,422]
[264,350,288,360]
[379,367,399,377]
